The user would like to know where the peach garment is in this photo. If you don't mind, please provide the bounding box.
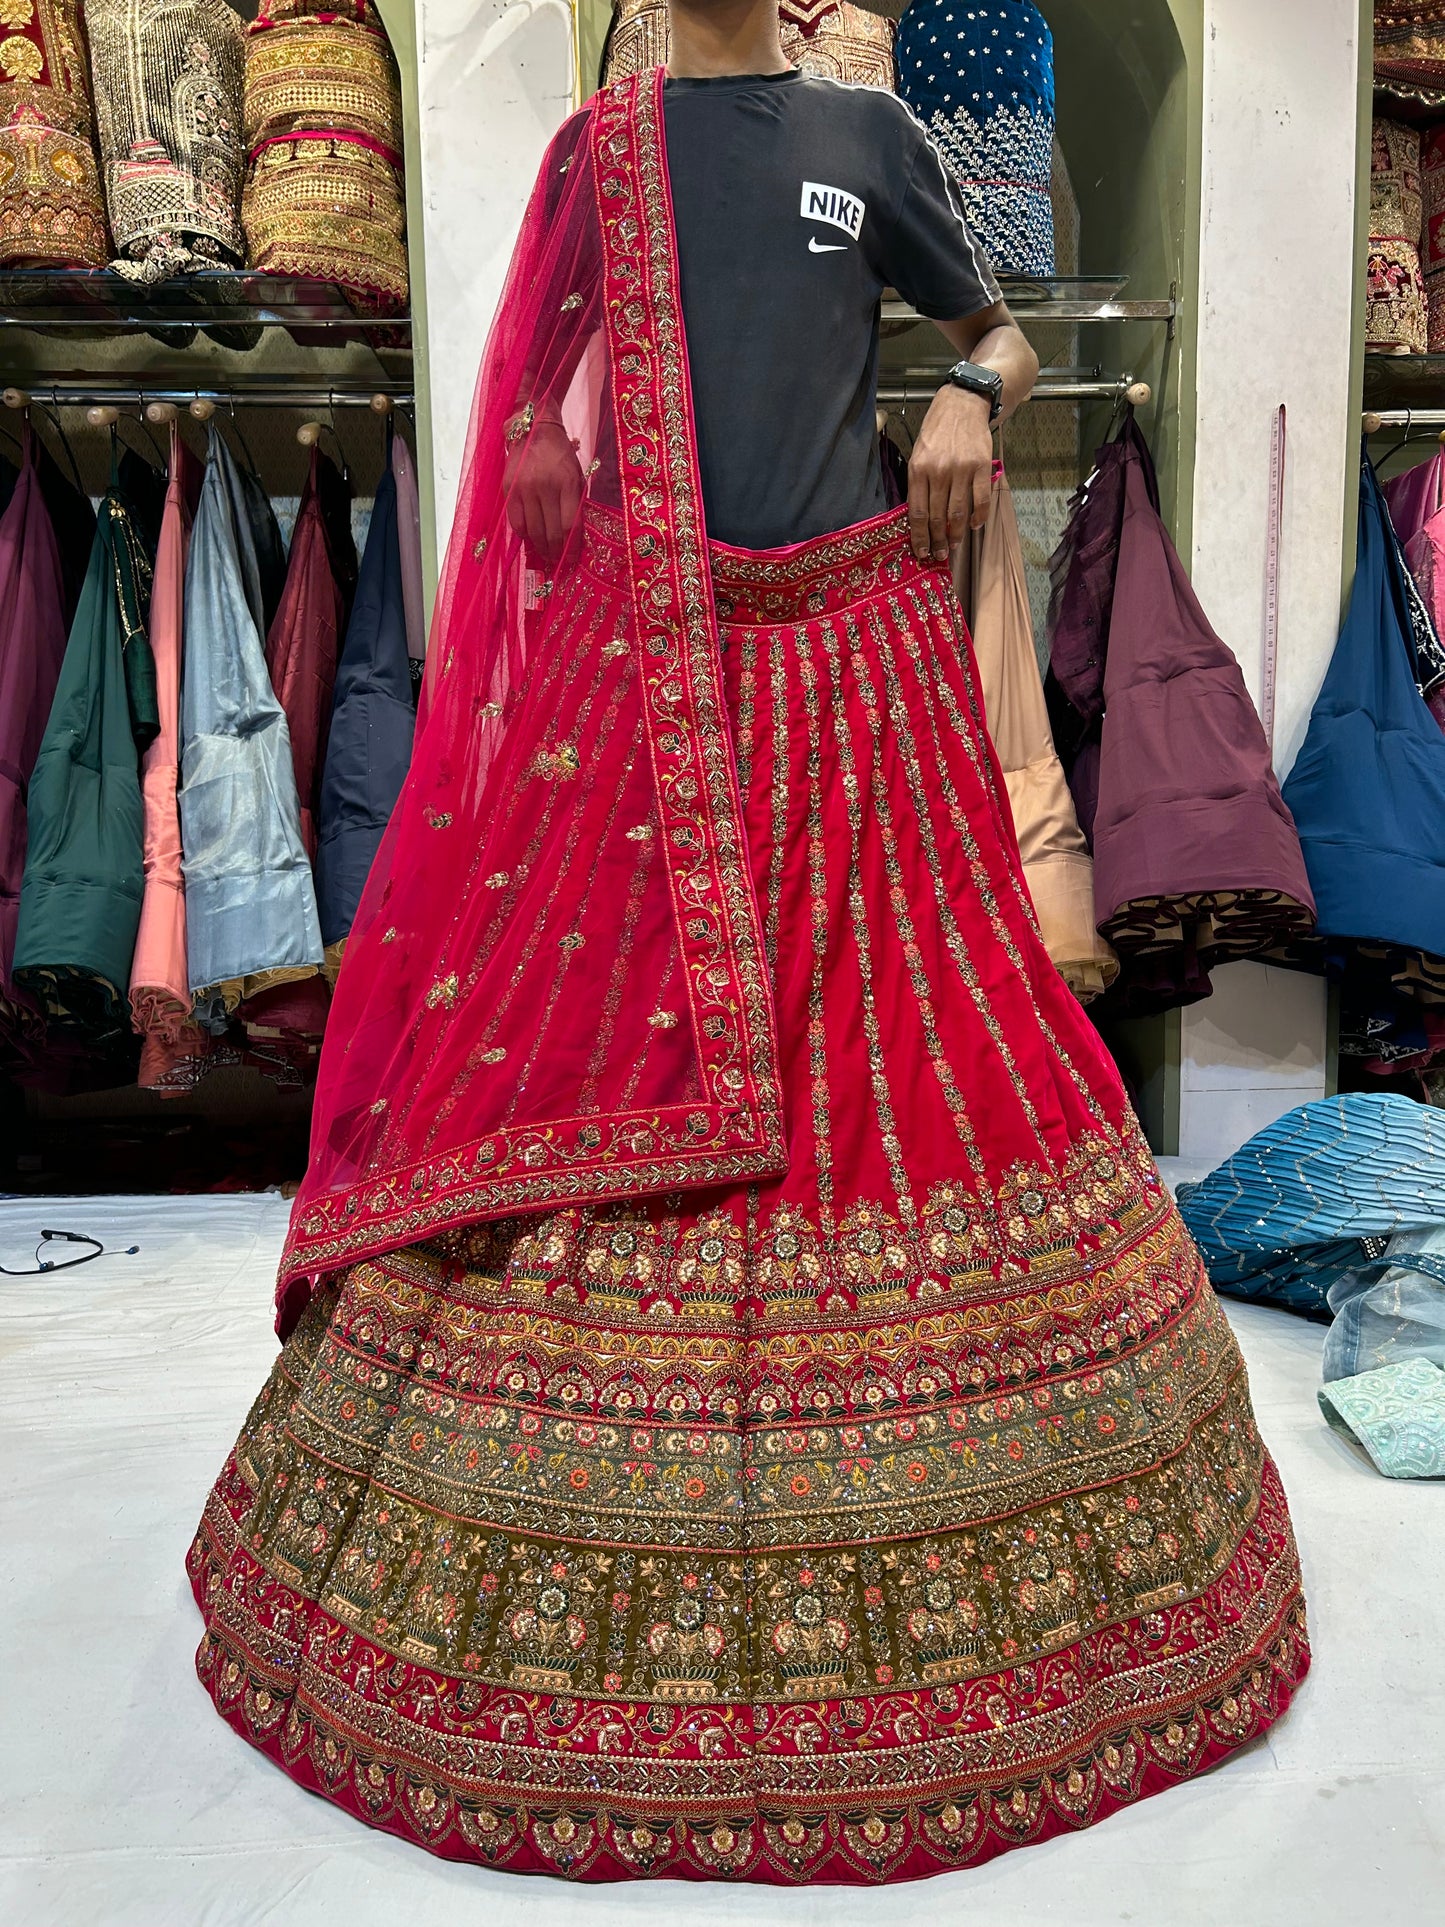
[966,463,1118,1002]
[129,424,204,1087]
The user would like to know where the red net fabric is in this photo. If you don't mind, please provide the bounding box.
[279,75,784,1329]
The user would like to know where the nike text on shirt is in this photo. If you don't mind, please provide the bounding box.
[800,180,865,239]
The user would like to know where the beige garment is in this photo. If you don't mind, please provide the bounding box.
[963,466,1118,1004]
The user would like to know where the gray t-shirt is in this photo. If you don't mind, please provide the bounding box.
[662,69,1000,549]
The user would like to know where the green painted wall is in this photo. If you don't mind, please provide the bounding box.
[377,0,438,606]
[1037,1,1199,547]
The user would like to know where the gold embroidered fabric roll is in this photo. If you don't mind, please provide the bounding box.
[241,1,407,314]
[1376,2,1445,94]
[1370,115,1423,243]
[0,0,108,268]
[605,0,896,92]
[86,0,246,281]
[1369,118,1428,354]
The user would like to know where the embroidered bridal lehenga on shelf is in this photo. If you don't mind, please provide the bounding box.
[188,73,1309,1884]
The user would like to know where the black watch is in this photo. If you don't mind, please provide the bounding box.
[943,358,1004,426]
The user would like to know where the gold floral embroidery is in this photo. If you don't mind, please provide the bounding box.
[0,31,43,77]
[424,973,459,1011]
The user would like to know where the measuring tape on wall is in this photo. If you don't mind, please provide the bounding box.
[1261,403,1286,755]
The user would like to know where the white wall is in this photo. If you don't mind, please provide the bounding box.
[1178,0,1362,1162]
[413,0,574,539]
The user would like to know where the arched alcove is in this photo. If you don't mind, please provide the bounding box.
[1040,0,1200,535]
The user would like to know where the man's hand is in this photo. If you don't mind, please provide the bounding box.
[505,420,584,564]
[906,384,994,563]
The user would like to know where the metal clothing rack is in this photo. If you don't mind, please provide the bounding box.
[877,373,1152,408]
[1,381,412,415]
[1363,408,1445,432]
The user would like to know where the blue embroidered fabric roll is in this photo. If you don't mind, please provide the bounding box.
[896,0,1055,276]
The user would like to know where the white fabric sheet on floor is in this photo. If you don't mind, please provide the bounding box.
[1,1190,1442,1927]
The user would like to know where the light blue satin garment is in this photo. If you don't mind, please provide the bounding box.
[179,428,322,998]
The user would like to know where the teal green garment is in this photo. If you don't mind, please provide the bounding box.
[13,493,146,1039]
[1318,1358,1445,1479]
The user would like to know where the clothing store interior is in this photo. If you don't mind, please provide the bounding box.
[2,1,1442,1922]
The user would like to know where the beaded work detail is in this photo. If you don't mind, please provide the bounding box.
[86,0,246,278]
[896,0,1055,276]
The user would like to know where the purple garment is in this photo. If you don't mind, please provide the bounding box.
[1090,418,1316,986]
[1043,432,1131,840]
[0,437,68,1047]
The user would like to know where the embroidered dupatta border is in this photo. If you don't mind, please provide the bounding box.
[277,72,785,1309]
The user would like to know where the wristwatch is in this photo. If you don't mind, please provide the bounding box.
[943,358,1004,426]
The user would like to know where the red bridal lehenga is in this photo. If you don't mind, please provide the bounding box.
[188,72,1309,1884]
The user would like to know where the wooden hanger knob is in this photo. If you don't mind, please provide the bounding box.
[297,421,322,448]
[3,387,30,410]
[370,392,393,415]
[1124,381,1152,408]
[188,397,216,421]
[145,401,178,425]
[86,405,119,428]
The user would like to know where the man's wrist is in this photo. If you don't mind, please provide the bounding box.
[942,357,1004,427]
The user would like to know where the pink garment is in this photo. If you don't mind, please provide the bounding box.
[1384,453,1445,734]
[391,430,425,663]
[130,425,204,1088]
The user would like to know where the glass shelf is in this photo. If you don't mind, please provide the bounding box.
[882,274,1175,325]
[1363,353,1445,411]
[0,270,409,345]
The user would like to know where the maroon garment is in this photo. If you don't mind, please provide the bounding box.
[264,449,347,860]
[0,435,68,1057]
[1090,418,1315,989]
[1043,430,1131,841]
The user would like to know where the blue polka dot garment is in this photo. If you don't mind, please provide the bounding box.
[896,0,1056,276]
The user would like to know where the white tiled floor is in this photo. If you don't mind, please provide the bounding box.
[1,1193,1441,1927]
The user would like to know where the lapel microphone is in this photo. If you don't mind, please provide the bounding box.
[0,1229,141,1276]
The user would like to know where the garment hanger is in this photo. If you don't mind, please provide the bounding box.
[297,390,351,484]
[222,391,262,478]
[35,399,88,499]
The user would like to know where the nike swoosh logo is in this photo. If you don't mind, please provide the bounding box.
[808,237,847,253]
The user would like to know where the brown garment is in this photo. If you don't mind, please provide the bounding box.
[964,466,1117,1003]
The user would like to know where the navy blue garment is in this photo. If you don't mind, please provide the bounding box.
[896,0,1056,276]
[315,459,415,950]
[1282,452,1445,964]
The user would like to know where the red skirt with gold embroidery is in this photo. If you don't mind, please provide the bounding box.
[189,508,1309,1883]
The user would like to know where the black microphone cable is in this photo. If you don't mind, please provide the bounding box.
[0,1228,141,1276]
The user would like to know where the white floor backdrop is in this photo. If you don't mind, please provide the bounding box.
[1,1189,1441,1927]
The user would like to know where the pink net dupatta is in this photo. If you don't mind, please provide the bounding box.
[277,72,784,1331]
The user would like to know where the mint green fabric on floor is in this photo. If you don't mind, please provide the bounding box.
[1318,1357,1445,1479]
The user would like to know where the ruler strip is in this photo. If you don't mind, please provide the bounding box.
[1262,403,1286,754]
